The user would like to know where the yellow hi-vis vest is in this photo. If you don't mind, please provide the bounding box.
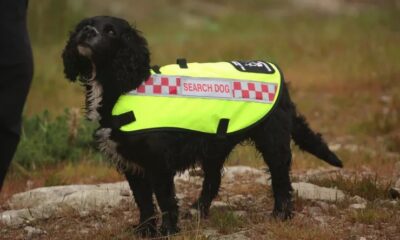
[111,60,282,136]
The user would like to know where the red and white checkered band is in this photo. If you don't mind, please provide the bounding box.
[232,81,277,102]
[129,75,278,103]
[135,76,181,95]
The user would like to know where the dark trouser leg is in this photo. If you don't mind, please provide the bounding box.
[0,61,33,192]
[124,172,157,236]
[0,132,19,191]
[152,171,180,236]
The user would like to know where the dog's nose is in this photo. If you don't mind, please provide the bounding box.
[81,25,99,39]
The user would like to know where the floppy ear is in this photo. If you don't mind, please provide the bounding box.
[112,26,150,93]
[62,20,92,81]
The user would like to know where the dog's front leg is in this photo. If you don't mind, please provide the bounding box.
[191,159,224,217]
[151,170,180,236]
[124,171,157,237]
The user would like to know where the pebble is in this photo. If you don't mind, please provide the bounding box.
[24,226,46,239]
[350,203,367,209]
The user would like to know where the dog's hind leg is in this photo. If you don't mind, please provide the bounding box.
[252,112,293,220]
[124,172,157,237]
[151,170,180,236]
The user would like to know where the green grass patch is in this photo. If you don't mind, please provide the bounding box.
[14,109,102,170]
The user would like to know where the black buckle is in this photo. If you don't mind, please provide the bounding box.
[112,111,136,129]
[176,58,188,68]
[217,118,229,138]
[151,65,161,74]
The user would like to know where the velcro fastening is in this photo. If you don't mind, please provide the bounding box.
[217,118,229,137]
[176,58,188,68]
[151,65,161,74]
[112,111,136,129]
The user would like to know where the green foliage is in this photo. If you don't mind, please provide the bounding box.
[14,109,102,169]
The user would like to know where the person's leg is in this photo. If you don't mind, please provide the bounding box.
[0,60,33,191]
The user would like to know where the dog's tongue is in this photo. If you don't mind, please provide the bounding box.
[77,45,93,58]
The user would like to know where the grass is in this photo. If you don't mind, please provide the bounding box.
[308,174,392,201]
[209,209,245,234]
[348,206,394,225]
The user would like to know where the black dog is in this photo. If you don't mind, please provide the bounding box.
[62,16,343,237]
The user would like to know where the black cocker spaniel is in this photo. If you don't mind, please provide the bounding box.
[62,16,343,237]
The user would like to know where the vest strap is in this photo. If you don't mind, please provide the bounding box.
[151,65,161,74]
[176,58,188,68]
[112,111,136,129]
[217,118,229,137]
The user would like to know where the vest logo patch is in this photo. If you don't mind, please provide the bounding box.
[130,75,277,103]
[231,60,275,74]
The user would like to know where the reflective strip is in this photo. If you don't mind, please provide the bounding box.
[129,75,277,103]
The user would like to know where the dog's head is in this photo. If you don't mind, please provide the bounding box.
[62,16,150,93]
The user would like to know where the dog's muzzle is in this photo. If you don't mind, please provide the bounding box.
[77,25,100,57]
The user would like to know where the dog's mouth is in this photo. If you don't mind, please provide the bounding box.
[77,43,97,82]
[77,43,93,58]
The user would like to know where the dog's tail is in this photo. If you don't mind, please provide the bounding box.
[291,112,343,168]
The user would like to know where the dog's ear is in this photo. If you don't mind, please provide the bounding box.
[113,25,150,93]
[62,19,92,82]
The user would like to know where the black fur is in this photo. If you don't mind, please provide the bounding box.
[62,16,343,237]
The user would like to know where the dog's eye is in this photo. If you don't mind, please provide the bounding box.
[107,30,116,36]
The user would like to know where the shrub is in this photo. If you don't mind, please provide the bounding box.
[13,109,103,169]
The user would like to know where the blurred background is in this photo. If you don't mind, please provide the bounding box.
[4,0,399,193]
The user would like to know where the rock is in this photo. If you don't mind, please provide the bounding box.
[24,226,46,239]
[202,228,219,238]
[350,203,367,209]
[306,206,322,216]
[222,166,268,182]
[1,182,132,226]
[212,231,250,240]
[229,194,246,204]
[211,201,229,208]
[315,201,330,211]
[292,182,345,201]
[176,193,185,200]
[119,188,131,197]
[7,182,131,209]
[351,195,367,204]
[254,175,271,185]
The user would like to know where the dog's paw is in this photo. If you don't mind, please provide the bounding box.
[132,222,157,238]
[271,208,294,221]
[159,224,180,237]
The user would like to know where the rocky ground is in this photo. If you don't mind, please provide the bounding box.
[1,165,399,240]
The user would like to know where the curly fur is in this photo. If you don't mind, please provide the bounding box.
[62,16,343,237]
